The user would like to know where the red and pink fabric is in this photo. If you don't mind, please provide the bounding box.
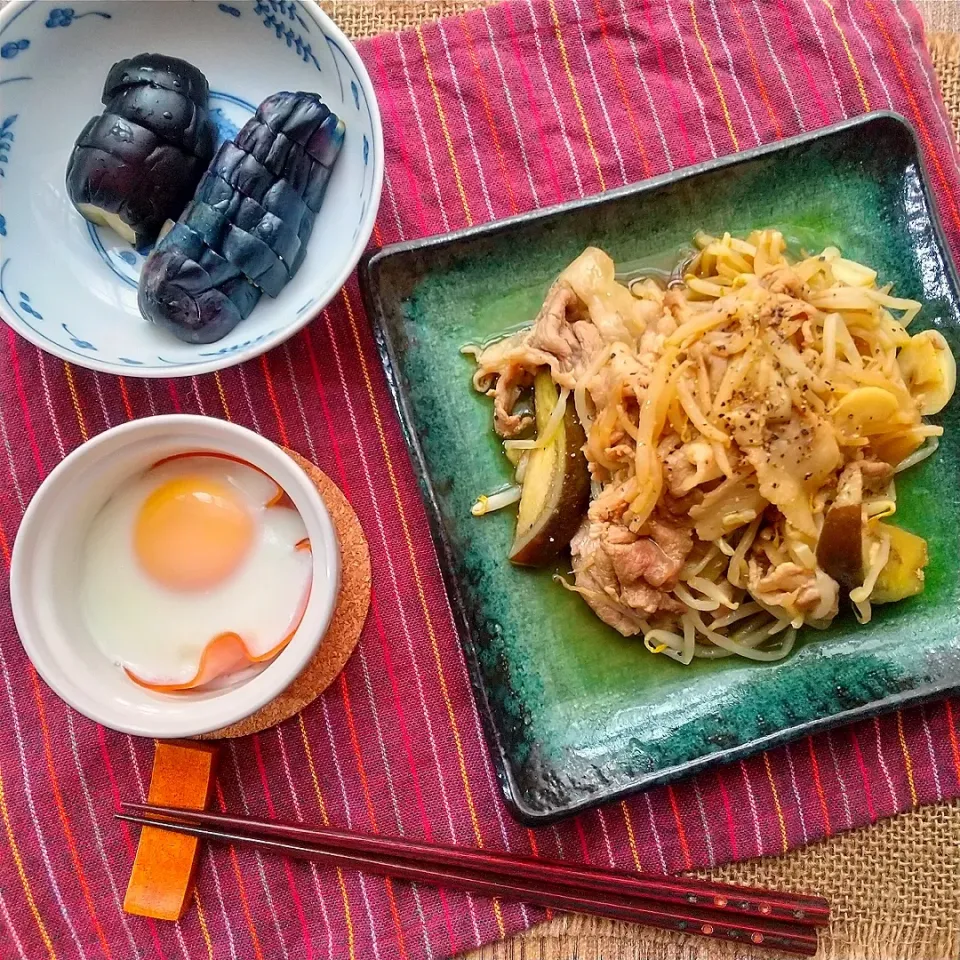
[1,1,959,958]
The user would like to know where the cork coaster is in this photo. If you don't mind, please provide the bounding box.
[199,449,371,739]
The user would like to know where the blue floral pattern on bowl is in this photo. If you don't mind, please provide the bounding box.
[45,7,111,29]
[1,38,29,58]
[0,113,15,179]
[0,0,382,376]
[220,0,322,73]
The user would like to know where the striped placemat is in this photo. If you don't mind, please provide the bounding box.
[0,3,957,960]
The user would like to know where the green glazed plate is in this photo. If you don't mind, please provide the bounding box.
[360,113,960,824]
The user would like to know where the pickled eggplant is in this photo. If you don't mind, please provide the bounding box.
[139,248,245,344]
[232,198,301,265]
[255,91,331,146]
[195,171,308,228]
[104,53,209,108]
[174,202,287,295]
[107,84,215,160]
[211,143,277,199]
[288,207,315,278]
[234,120,296,177]
[67,53,212,250]
[139,91,345,341]
[220,223,288,296]
[234,117,337,213]
[67,124,203,250]
[187,197,301,265]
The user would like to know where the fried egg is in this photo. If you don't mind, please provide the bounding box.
[80,454,312,690]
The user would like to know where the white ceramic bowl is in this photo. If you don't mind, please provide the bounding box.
[10,415,341,738]
[0,0,383,376]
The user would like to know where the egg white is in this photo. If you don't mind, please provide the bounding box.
[80,456,312,686]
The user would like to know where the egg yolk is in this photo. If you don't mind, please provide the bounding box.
[134,476,254,591]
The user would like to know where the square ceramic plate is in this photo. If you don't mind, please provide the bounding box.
[360,113,960,824]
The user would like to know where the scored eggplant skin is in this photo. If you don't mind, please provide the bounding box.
[256,92,330,146]
[138,91,345,341]
[233,198,301,265]
[106,84,215,162]
[304,114,346,170]
[178,199,288,295]
[195,170,308,228]
[139,247,245,344]
[233,117,338,213]
[67,119,203,251]
[68,54,212,250]
[234,120,295,178]
[288,207,315,278]
[212,143,277,199]
[220,223,288,296]
[104,53,209,108]
[187,197,302,266]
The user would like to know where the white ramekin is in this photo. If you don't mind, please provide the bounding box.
[11,415,340,738]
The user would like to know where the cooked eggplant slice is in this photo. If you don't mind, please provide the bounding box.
[104,53,209,108]
[139,248,245,344]
[107,84,215,162]
[509,371,590,566]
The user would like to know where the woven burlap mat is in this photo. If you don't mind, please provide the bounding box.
[314,4,960,958]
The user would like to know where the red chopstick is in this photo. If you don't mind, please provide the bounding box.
[122,801,827,926]
[119,803,827,955]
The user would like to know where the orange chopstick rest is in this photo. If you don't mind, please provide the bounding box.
[123,740,219,921]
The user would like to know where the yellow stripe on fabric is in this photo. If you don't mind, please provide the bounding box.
[690,0,739,151]
[763,753,789,854]
[0,757,57,960]
[620,801,643,872]
[339,287,507,939]
[297,714,356,960]
[416,27,473,226]
[547,0,606,192]
[194,892,215,960]
[819,0,871,111]
[896,711,919,807]
[62,363,88,442]
[213,372,232,422]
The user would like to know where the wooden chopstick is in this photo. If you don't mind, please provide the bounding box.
[118,805,826,956]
